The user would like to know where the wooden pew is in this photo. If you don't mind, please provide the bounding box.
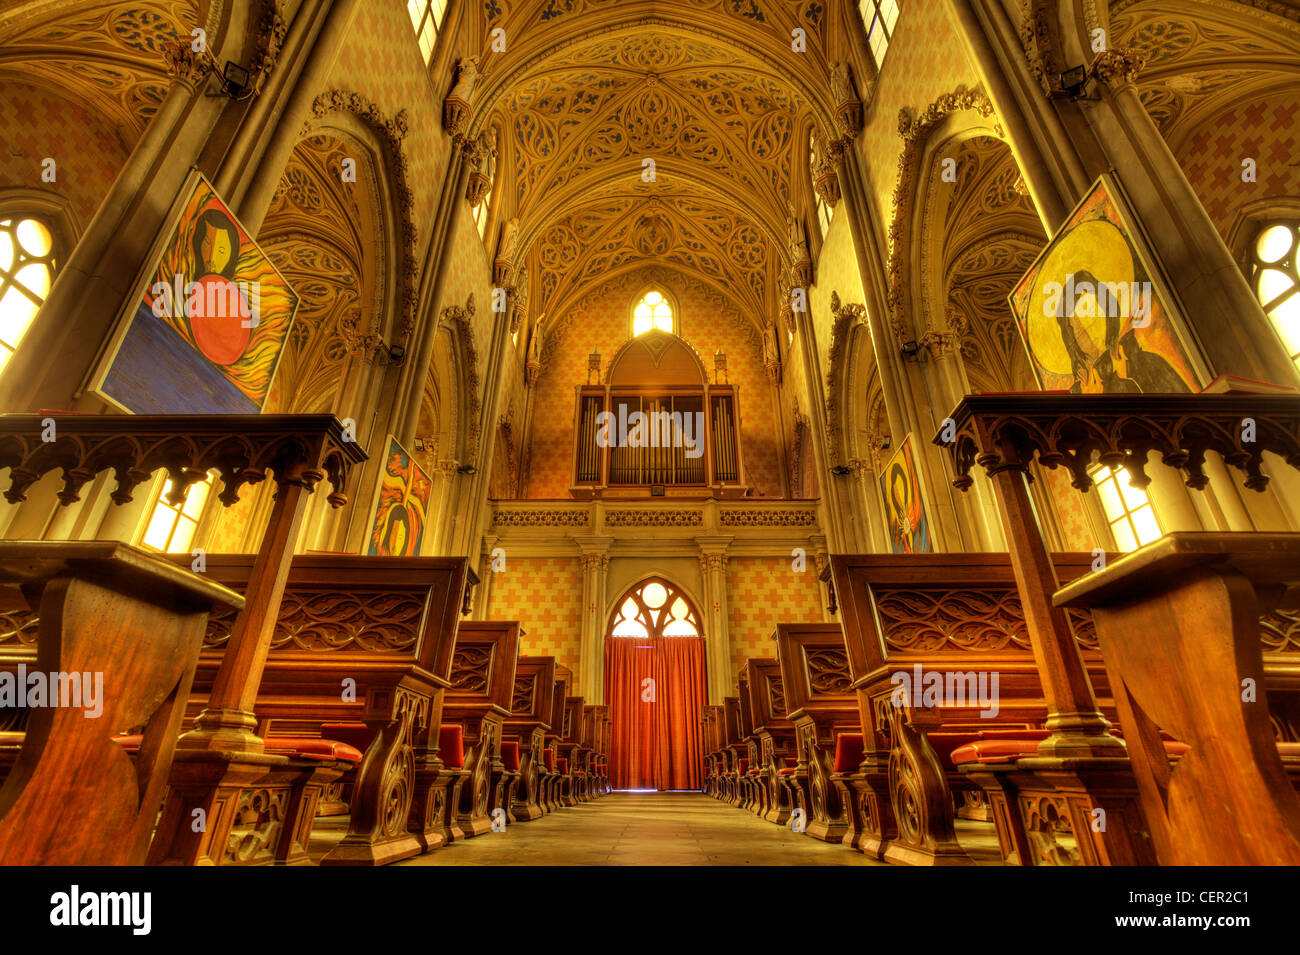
[503,655,557,820]
[443,620,522,839]
[734,669,763,814]
[772,624,862,841]
[0,543,243,865]
[151,554,470,866]
[1055,533,1300,865]
[582,704,609,796]
[701,704,724,797]
[828,552,1111,865]
[557,694,588,802]
[546,665,574,808]
[720,696,745,806]
[739,657,800,824]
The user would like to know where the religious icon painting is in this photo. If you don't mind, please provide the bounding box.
[1007,175,1207,395]
[91,171,298,414]
[366,436,432,557]
[879,433,931,555]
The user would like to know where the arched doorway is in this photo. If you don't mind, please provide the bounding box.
[604,577,707,791]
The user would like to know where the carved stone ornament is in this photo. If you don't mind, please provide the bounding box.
[306,91,420,341]
[440,294,482,464]
[444,56,480,141]
[887,87,1000,344]
[831,61,863,139]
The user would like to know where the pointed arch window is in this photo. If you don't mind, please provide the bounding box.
[609,578,701,638]
[407,0,447,65]
[0,217,56,373]
[632,289,674,337]
[859,0,900,69]
[1249,221,1300,375]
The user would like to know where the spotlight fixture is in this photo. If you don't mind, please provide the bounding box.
[388,343,407,365]
[413,437,426,452]
[900,340,920,358]
[457,464,477,475]
[222,60,251,98]
[1058,65,1088,99]
[830,465,853,476]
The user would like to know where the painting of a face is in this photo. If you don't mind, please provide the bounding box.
[879,434,930,554]
[1008,176,1200,395]
[368,437,432,557]
[93,174,298,414]
[200,222,232,274]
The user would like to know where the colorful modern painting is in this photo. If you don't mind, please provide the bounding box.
[1008,175,1204,395]
[880,434,931,555]
[92,172,298,414]
[367,436,433,557]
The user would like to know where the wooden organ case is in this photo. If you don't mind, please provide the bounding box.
[570,330,748,498]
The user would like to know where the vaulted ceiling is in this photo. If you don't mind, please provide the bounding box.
[0,1,203,140]
[470,1,848,334]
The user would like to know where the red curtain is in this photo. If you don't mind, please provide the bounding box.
[605,635,706,790]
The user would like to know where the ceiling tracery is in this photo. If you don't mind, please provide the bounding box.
[469,12,841,338]
[0,2,201,137]
[1111,0,1300,149]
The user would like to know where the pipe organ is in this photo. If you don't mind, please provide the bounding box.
[571,384,747,498]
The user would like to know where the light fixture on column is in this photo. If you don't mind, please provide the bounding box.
[221,60,252,98]
[1057,65,1088,99]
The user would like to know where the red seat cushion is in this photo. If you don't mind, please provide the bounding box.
[1280,741,1300,759]
[439,724,465,768]
[265,737,364,764]
[544,748,555,772]
[776,767,797,776]
[321,722,373,752]
[738,757,749,775]
[783,756,798,768]
[951,739,1041,766]
[575,770,586,776]
[500,740,520,772]
[557,757,569,773]
[113,734,143,752]
[833,732,865,773]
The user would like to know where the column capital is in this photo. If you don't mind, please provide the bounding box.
[1092,48,1147,92]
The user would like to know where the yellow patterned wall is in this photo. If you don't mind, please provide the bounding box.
[725,556,824,678]
[485,556,584,678]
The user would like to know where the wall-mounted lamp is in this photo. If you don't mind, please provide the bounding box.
[1057,65,1088,99]
[221,60,251,98]
[899,340,921,359]
[830,465,853,476]
[457,464,477,475]
[388,343,407,365]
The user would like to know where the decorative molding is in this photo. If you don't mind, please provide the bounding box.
[440,293,482,464]
[605,508,703,527]
[719,507,818,527]
[492,507,590,528]
[886,87,1001,344]
[1091,47,1148,90]
[306,90,419,342]
[824,290,867,465]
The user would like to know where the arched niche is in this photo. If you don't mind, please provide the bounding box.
[606,329,708,389]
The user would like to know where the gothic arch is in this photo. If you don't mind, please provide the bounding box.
[886,87,1005,345]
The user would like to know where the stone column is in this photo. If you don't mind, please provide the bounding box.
[697,545,732,705]
[577,547,611,703]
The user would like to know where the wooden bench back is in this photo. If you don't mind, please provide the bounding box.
[447,620,521,714]
[184,554,468,741]
[507,656,557,732]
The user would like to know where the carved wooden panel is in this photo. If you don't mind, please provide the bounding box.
[450,644,494,692]
[512,674,536,715]
[0,607,39,649]
[202,588,424,652]
[767,674,786,718]
[804,647,852,695]
[1262,609,1300,653]
[873,586,1097,652]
